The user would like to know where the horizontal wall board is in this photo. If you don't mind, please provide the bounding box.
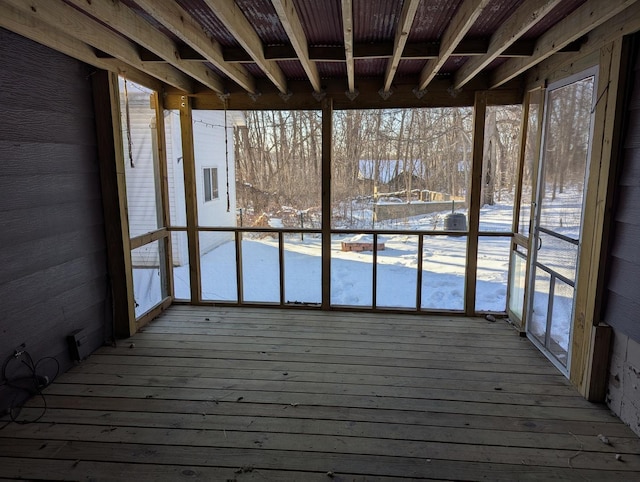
[0,141,100,176]
[604,292,640,341]
[0,172,103,212]
[613,185,640,225]
[610,222,640,264]
[0,225,107,285]
[0,200,104,245]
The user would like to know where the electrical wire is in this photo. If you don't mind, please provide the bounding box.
[0,350,60,429]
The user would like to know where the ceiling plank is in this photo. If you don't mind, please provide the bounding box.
[201,0,287,93]
[491,0,638,88]
[4,0,192,92]
[133,0,255,93]
[418,0,490,90]
[384,0,421,92]
[63,0,223,93]
[271,0,321,92]
[454,0,562,89]
[342,0,355,93]
[0,2,161,91]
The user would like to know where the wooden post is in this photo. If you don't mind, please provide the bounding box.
[465,92,487,316]
[179,96,202,304]
[321,98,333,309]
[91,70,136,338]
[151,92,174,301]
[571,38,629,400]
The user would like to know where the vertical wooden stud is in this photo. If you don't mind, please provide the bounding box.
[179,96,202,304]
[465,92,487,316]
[92,70,136,338]
[151,92,174,300]
[321,98,333,309]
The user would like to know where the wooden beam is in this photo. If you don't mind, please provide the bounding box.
[2,0,193,92]
[526,2,640,89]
[178,97,202,304]
[134,0,256,93]
[130,228,169,251]
[491,0,637,88]
[454,0,562,89]
[384,0,421,92]
[91,70,136,338]
[0,2,161,92]
[63,0,222,93]
[321,98,333,309]
[418,0,490,90]
[465,92,487,316]
[201,0,287,93]
[271,0,321,92]
[341,0,355,93]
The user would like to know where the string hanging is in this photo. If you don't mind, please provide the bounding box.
[224,96,231,212]
[123,78,135,168]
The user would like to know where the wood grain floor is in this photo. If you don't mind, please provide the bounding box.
[1,306,639,481]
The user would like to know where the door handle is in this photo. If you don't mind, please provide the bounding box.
[537,237,543,251]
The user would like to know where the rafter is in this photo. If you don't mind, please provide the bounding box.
[0,2,161,91]
[271,0,321,92]
[384,0,420,92]
[491,0,638,88]
[454,0,562,89]
[418,0,490,90]
[63,0,223,93]
[134,0,256,93]
[201,0,287,94]
[341,0,355,93]
[4,0,192,92]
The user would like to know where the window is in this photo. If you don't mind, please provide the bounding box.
[203,167,219,202]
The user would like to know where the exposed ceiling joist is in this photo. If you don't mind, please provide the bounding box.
[0,1,161,91]
[201,0,287,94]
[491,0,638,88]
[4,0,192,92]
[63,0,222,93]
[454,0,562,89]
[341,0,355,93]
[271,0,321,92]
[418,0,491,91]
[384,0,421,92]
[134,0,256,93]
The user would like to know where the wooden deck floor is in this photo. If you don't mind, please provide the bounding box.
[1,306,639,481]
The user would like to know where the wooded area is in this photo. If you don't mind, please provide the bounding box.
[233,106,523,229]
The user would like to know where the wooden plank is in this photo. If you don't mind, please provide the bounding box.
[70,363,576,396]
[341,0,355,93]
[418,0,490,90]
[35,394,635,436]
[179,97,202,304]
[6,420,639,471]
[133,0,256,93]
[454,0,562,89]
[63,0,223,93]
[383,0,420,92]
[201,0,287,93]
[603,291,640,341]
[129,228,168,250]
[92,70,136,338]
[0,457,350,482]
[610,223,640,263]
[492,0,637,88]
[12,409,640,454]
[465,92,487,315]
[4,0,192,92]
[271,0,321,92]
[1,440,636,481]
[0,2,160,92]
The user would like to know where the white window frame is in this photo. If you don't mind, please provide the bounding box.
[203,167,219,202]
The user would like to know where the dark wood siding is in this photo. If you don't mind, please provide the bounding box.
[604,37,640,342]
[0,29,111,411]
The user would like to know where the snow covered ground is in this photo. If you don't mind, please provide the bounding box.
[133,192,581,366]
